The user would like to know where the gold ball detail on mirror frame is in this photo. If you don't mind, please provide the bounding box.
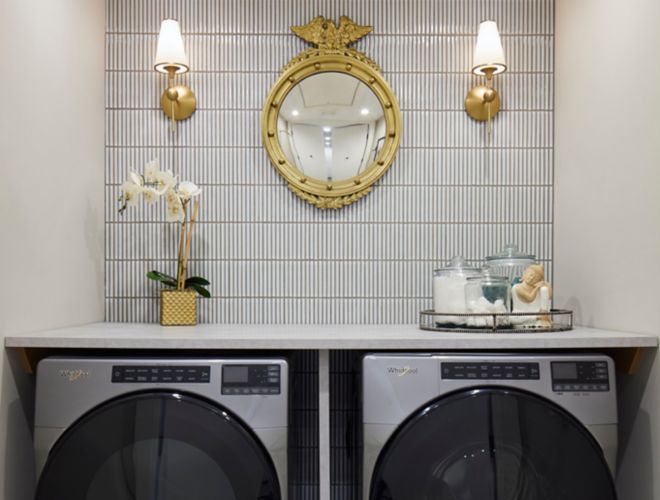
[314,63,321,70]
[346,63,352,70]
[354,179,362,185]
[278,159,286,165]
[267,131,275,137]
[271,102,278,108]
[389,131,396,138]
[288,76,296,83]
[378,160,385,166]
[300,177,307,183]
[369,77,376,84]
[326,185,333,191]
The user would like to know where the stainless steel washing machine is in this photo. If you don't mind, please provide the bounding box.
[34,357,288,500]
[363,353,618,500]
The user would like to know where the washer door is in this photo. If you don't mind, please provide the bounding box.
[35,391,281,500]
[369,388,616,500]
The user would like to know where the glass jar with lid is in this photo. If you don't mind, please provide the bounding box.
[433,256,480,324]
[485,244,536,285]
[464,268,511,327]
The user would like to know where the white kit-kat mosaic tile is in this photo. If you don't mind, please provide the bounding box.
[105,0,554,324]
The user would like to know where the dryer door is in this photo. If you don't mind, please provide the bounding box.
[369,387,616,500]
[35,391,281,500]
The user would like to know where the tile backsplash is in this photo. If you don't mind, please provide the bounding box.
[105,0,554,323]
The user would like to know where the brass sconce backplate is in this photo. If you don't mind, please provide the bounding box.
[160,84,196,121]
[465,84,501,122]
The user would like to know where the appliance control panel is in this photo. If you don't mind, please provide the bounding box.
[112,365,211,384]
[551,361,610,392]
[221,364,281,395]
[441,362,540,380]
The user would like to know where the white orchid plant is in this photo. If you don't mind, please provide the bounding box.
[117,159,210,298]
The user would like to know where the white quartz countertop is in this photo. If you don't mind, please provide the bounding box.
[4,323,658,350]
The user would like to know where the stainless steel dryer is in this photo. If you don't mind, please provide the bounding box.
[34,357,288,500]
[363,353,618,500]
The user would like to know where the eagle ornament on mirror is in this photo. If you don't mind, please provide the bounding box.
[262,16,402,209]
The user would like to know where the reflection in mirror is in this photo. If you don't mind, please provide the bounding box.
[278,72,386,182]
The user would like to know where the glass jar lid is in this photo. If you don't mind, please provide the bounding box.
[467,267,509,285]
[433,256,480,277]
[485,244,536,265]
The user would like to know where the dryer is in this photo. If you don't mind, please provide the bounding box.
[34,357,287,500]
[363,353,617,500]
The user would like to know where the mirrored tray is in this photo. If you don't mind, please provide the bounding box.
[419,309,574,334]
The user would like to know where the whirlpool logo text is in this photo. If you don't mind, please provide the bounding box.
[59,369,91,382]
[387,366,419,377]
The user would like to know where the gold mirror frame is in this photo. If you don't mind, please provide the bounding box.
[262,16,402,209]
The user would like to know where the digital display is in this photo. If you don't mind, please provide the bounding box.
[223,366,249,383]
[552,362,578,380]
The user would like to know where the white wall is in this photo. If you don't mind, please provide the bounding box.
[0,0,105,497]
[555,0,660,498]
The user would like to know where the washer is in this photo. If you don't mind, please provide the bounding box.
[34,357,287,500]
[363,353,618,500]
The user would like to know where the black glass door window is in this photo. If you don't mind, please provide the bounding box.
[35,391,281,500]
[370,388,616,500]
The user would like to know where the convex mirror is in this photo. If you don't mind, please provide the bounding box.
[262,16,402,209]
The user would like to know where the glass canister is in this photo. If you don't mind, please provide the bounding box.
[433,257,480,321]
[485,244,536,285]
[465,269,511,315]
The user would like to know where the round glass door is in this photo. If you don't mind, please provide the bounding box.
[370,388,616,500]
[35,391,281,500]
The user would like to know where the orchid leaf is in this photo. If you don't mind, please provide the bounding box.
[185,276,210,286]
[187,283,211,298]
[146,270,178,288]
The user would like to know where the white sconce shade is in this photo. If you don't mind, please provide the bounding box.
[154,19,189,74]
[472,20,506,76]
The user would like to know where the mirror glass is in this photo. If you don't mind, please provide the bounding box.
[278,72,386,183]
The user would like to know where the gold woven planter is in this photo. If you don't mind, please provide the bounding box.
[160,289,197,326]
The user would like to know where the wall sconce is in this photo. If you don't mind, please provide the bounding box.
[154,19,196,131]
[465,20,506,132]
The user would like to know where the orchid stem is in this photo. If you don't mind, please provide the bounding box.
[180,200,199,289]
[176,203,188,290]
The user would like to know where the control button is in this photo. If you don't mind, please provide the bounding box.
[175,376,184,382]
[505,373,513,379]
[161,376,173,382]
[480,373,489,378]
[598,384,609,391]
[267,377,279,383]
[124,376,135,382]
[151,376,159,382]
[267,388,279,394]
[466,373,477,379]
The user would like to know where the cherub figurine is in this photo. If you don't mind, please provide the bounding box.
[512,265,553,326]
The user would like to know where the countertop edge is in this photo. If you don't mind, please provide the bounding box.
[4,323,658,350]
